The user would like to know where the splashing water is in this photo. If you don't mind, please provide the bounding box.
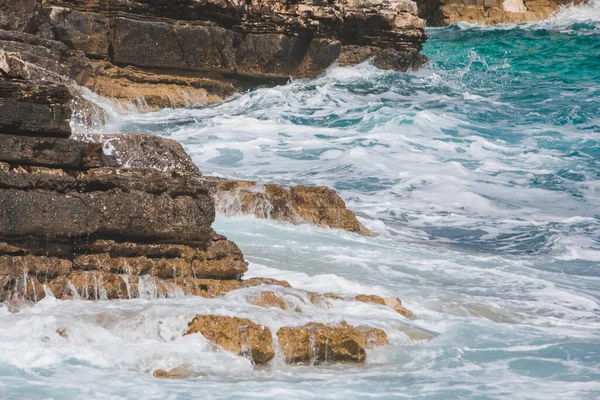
[4,3,600,399]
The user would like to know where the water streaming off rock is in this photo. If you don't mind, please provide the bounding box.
[3,2,600,398]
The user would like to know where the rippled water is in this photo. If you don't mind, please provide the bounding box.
[3,2,600,399]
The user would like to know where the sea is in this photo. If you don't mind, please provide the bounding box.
[1,2,599,399]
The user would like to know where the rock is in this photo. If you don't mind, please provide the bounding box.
[0,134,101,168]
[169,277,243,297]
[185,315,275,365]
[0,0,426,112]
[67,270,129,300]
[152,367,192,379]
[0,188,214,242]
[0,255,72,278]
[207,178,372,236]
[353,294,414,318]
[417,0,581,26]
[277,322,373,364]
[355,327,389,349]
[249,291,290,311]
[0,80,72,137]
[242,277,292,289]
[84,133,202,177]
[83,62,236,110]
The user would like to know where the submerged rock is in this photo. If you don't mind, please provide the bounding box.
[276,321,387,364]
[354,294,414,318]
[186,315,275,365]
[207,178,372,236]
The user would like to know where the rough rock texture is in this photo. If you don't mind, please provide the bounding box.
[354,294,414,318]
[276,321,387,364]
[0,77,255,303]
[417,0,581,25]
[0,0,426,110]
[185,315,275,365]
[206,178,372,236]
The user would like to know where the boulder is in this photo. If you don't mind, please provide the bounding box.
[277,322,380,364]
[207,178,372,236]
[185,315,275,365]
[353,294,414,318]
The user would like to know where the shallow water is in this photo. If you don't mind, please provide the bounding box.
[4,2,600,399]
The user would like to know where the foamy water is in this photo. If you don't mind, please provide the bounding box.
[4,2,600,399]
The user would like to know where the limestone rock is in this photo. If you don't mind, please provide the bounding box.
[417,0,581,26]
[243,277,292,289]
[0,80,72,138]
[0,255,72,278]
[249,291,290,311]
[185,315,275,365]
[84,133,202,178]
[207,178,372,236]
[152,367,192,379]
[0,188,213,242]
[353,294,414,318]
[277,322,370,364]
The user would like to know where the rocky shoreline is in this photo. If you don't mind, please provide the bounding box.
[0,3,413,365]
[0,0,575,374]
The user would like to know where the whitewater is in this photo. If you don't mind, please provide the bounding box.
[2,2,600,399]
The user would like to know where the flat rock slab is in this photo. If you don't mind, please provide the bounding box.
[0,188,214,241]
[0,134,101,168]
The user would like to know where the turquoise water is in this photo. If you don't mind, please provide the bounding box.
[2,2,600,399]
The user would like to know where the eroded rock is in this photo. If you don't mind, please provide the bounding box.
[207,178,372,236]
[354,294,414,318]
[277,322,379,364]
[186,315,275,364]
[417,0,581,26]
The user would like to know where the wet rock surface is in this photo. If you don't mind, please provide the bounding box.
[417,0,580,25]
[276,321,388,364]
[0,0,426,110]
[206,178,372,236]
[186,315,275,365]
[354,294,415,318]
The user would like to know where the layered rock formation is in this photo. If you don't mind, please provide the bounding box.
[0,0,419,370]
[0,0,427,110]
[417,0,581,25]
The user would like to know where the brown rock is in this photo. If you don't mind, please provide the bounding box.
[207,178,372,236]
[0,134,99,168]
[85,133,202,178]
[68,270,129,300]
[0,255,72,278]
[242,277,292,289]
[152,367,192,379]
[418,0,581,26]
[355,327,389,349]
[0,188,214,242]
[277,322,368,364]
[185,315,275,364]
[249,291,289,311]
[353,294,414,318]
[169,277,243,297]
[0,273,46,302]
[0,80,72,138]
